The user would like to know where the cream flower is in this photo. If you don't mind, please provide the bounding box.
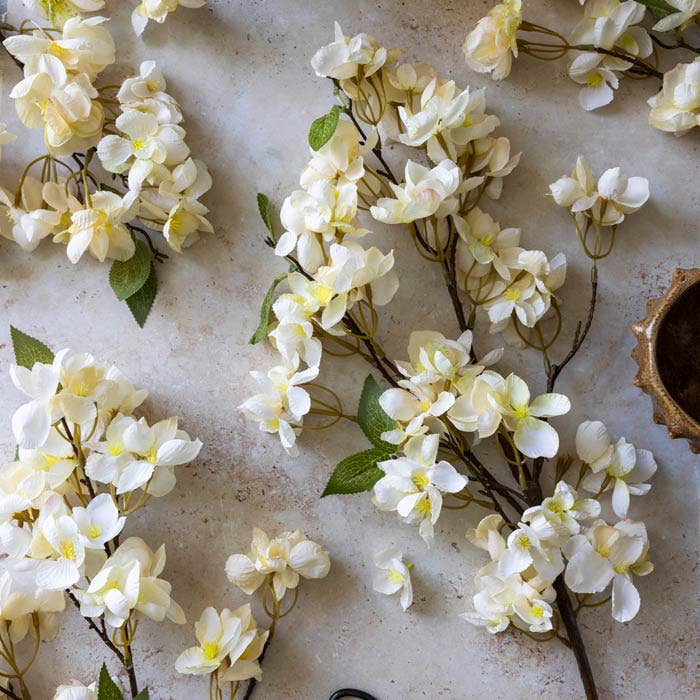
[463,0,521,81]
[488,374,570,458]
[219,604,268,683]
[238,362,318,455]
[563,519,653,622]
[71,493,125,548]
[54,191,137,263]
[20,0,105,28]
[373,547,413,611]
[0,559,66,643]
[10,72,104,156]
[397,79,499,161]
[373,434,467,544]
[97,109,189,192]
[570,0,650,54]
[300,119,364,188]
[575,420,656,517]
[3,17,115,81]
[498,522,564,581]
[454,208,521,281]
[74,537,185,627]
[370,159,461,224]
[53,681,97,700]
[0,182,61,252]
[378,383,455,444]
[549,155,598,213]
[647,58,700,134]
[311,22,398,79]
[132,0,207,36]
[175,606,251,676]
[522,481,600,541]
[225,528,330,599]
[447,370,505,438]
[85,414,202,496]
[568,52,622,111]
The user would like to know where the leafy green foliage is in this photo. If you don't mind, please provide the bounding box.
[97,664,123,700]
[308,105,341,151]
[9,326,54,369]
[257,193,275,241]
[109,240,152,301]
[134,691,150,700]
[357,375,395,450]
[636,0,676,19]
[249,274,286,344]
[322,374,397,496]
[322,448,388,496]
[125,262,157,328]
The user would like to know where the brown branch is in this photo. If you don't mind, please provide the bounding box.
[0,686,22,700]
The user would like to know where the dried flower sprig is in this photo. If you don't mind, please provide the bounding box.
[242,22,655,700]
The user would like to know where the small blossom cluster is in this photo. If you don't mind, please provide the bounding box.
[549,155,650,227]
[175,528,330,688]
[97,61,214,252]
[240,114,399,455]
[4,16,115,156]
[463,0,700,134]
[455,207,568,345]
[1,9,212,268]
[464,420,656,633]
[372,331,571,543]
[0,347,201,662]
[568,0,653,111]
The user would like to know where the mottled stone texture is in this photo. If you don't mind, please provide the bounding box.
[1,1,699,698]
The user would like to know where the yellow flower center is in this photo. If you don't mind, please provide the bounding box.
[202,642,219,660]
[60,540,76,561]
[107,441,123,457]
[48,41,70,60]
[586,73,603,88]
[415,497,431,516]
[513,405,529,419]
[517,534,531,549]
[504,287,521,302]
[531,604,544,618]
[146,79,160,92]
[132,139,147,151]
[412,472,430,489]
[145,446,158,465]
[388,568,405,584]
[87,524,102,539]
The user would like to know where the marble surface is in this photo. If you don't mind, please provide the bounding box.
[1,1,699,698]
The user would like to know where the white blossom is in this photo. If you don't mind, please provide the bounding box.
[373,434,467,543]
[373,547,413,611]
[648,58,700,134]
[132,0,207,36]
[463,0,522,81]
[225,528,330,599]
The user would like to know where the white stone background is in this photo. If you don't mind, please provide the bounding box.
[0,0,699,698]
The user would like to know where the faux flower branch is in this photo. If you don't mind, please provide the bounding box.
[463,0,699,132]
[0,2,211,326]
[242,23,655,699]
[0,326,202,699]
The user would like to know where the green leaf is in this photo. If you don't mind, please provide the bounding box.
[357,375,395,450]
[97,663,124,700]
[308,105,341,151]
[9,326,54,369]
[257,193,275,241]
[322,448,388,496]
[109,240,152,301]
[125,262,157,328]
[636,0,675,19]
[134,691,150,700]
[249,274,286,344]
